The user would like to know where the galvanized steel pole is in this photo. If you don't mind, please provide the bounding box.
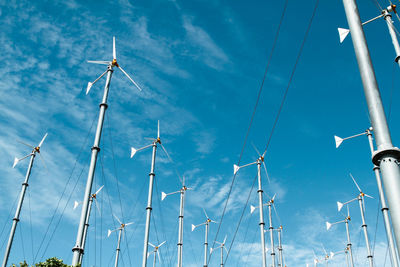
[72,66,113,266]
[383,8,400,67]
[2,154,35,267]
[257,160,267,267]
[342,0,400,258]
[142,143,158,267]
[177,187,185,267]
[366,129,399,267]
[277,227,283,267]
[345,218,355,267]
[268,202,276,267]
[114,228,122,267]
[357,197,373,267]
[79,196,94,264]
[204,221,209,267]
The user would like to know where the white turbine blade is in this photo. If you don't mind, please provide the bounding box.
[223,235,227,244]
[73,201,80,210]
[262,161,271,184]
[338,28,350,43]
[95,185,104,195]
[224,246,229,254]
[16,140,35,149]
[251,142,262,157]
[337,201,344,212]
[86,69,108,95]
[125,222,134,227]
[161,192,167,201]
[349,173,362,193]
[87,60,110,65]
[191,224,196,231]
[210,220,218,224]
[113,214,122,225]
[38,133,48,148]
[334,135,344,148]
[158,241,166,247]
[233,164,240,175]
[118,66,142,91]
[157,250,161,263]
[157,120,160,139]
[94,198,101,215]
[322,244,327,255]
[113,36,116,60]
[202,208,209,219]
[13,157,19,168]
[364,193,374,199]
[271,193,276,202]
[148,242,156,248]
[147,252,151,258]
[130,147,137,158]
[326,222,332,230]
[210,247,214,254]
[250,205,256,214]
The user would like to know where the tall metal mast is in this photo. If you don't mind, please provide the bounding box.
[277,226,284,267]
[210,236,227,267]
[161,177,191,267]
[192,209,218,267]
[383,5,400,67]
[234,153,268,267]
[107,215,134,267]
[342,0,400,258]
[267,196,276,267]
[71,36,142,266]
[2,133,47,267]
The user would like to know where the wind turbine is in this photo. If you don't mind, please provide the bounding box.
[131,120,171,267]
[234,145,271,267]
[210,235,228,267]
[108,214,134,267]
[148,241,166,267]
[335,127,398,267]
[161,176,192,267]
[337,174,374,267]
[72,36,142,266]
[321,244,334,267]
[2,133,47,267]
[338,4,400,68]
[192,208,218,267]
[73,185,104,264]
[326,206,354,267]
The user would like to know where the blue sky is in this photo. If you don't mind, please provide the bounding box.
[0,0,400,266]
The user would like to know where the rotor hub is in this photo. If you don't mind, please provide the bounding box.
[112,59,119,67]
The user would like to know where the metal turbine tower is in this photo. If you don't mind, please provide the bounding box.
[277,225,284,267]
[71,36,142,266]
[342,0,400,259]
[131,121,171,267]
[73,185,104,264]
[210,235,228,267]
[337,174,374,267]
[338,3,400,68]
[108,214,134,267]
[161,176,192,267]
[148,241,166,267]
[326,206,355,267]
[2,133,47,267]
[335,128,399,267]
[234,146,270,267]
[191,209,218,267]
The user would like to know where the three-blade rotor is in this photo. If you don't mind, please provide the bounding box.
[13,133,48,168]
[86,36,142,95]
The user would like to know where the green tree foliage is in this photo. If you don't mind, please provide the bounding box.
[11,257,79,267]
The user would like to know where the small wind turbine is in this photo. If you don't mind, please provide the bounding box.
[210,235,228,267]
[192,208,218,267]
[161,176,192,267]
[73,185,104,264]
[72,36,142,266]
[147,241,166,267]
[2,133,47,267]
[338,4,400,68]
[326,206,354,267]
[321,244,334,267]
[337,174,374,267]
[108,214,134,267]
[234,144,271,267]
[335,127,398,267]
[130,121,171,267]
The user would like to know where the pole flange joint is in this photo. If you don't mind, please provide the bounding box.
[257,189,263,193]
[149,172,155,176]
[72,246,84,253]
[395,55,400,63]
[146,207,152,211]
[372,147,400,165]
[91,146,100,152]
[99,103,108,109]
[22,182,29,187]
[12,218,20,222]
